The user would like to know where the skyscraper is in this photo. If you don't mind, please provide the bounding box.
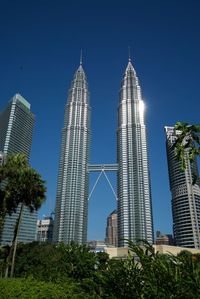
[117,59,154,246]
[53,60,90,244]
[54,57,154,246]
[105,210,118,247]
[0,93,36,245]
[165,126,200,248]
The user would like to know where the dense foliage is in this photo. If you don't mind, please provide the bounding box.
[0,241,200,298]
[0,277,97,299]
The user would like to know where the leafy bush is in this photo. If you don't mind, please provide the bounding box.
[0,277,98,299]
[13,241,98,283]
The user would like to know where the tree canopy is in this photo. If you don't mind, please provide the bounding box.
[0,153,46,277]
[172,122,200,171]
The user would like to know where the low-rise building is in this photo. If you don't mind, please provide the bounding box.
[105,245,200,259]
[87,240,106,252]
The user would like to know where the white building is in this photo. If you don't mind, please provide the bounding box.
[37,216,54,243]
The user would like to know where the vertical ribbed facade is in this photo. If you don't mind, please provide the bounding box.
[0,93,36,245]
[117,60,153,247]
[53,63,90,244]
[165,127,200,248]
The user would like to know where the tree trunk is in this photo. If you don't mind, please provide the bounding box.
[10,203,24,278]
[5,203,24,278]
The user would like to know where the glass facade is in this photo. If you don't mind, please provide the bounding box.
[117,60,154,246]
[0,93,36,245]
[165,126,200,248]
[53,63,90,244]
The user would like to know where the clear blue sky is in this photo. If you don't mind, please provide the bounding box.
[0,0,200,240]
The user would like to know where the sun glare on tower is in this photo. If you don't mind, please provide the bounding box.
[139,99,145,115]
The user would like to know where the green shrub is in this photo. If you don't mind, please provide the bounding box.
[0,277,98,299]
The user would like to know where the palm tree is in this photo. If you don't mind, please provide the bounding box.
[172,122,200,183]
[0,152,17,230]
[0,153,46,277]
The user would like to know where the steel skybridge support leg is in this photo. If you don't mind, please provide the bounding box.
[88,169,117,201]
[87,171,103,201]
[102,170,118,201]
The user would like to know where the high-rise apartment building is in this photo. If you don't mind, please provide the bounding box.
[53,61,90,244]
[0,93,36,245]
[117,59,154,246]
[165,126,200,248]
[105,210,118,247]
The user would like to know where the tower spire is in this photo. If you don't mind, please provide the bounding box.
[128,46,131,62]
[80,49,83,65]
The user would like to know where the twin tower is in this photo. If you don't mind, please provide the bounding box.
[53,58,154,246]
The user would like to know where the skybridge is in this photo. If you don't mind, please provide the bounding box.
[87,163,118,172]
[87,163,118,201]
